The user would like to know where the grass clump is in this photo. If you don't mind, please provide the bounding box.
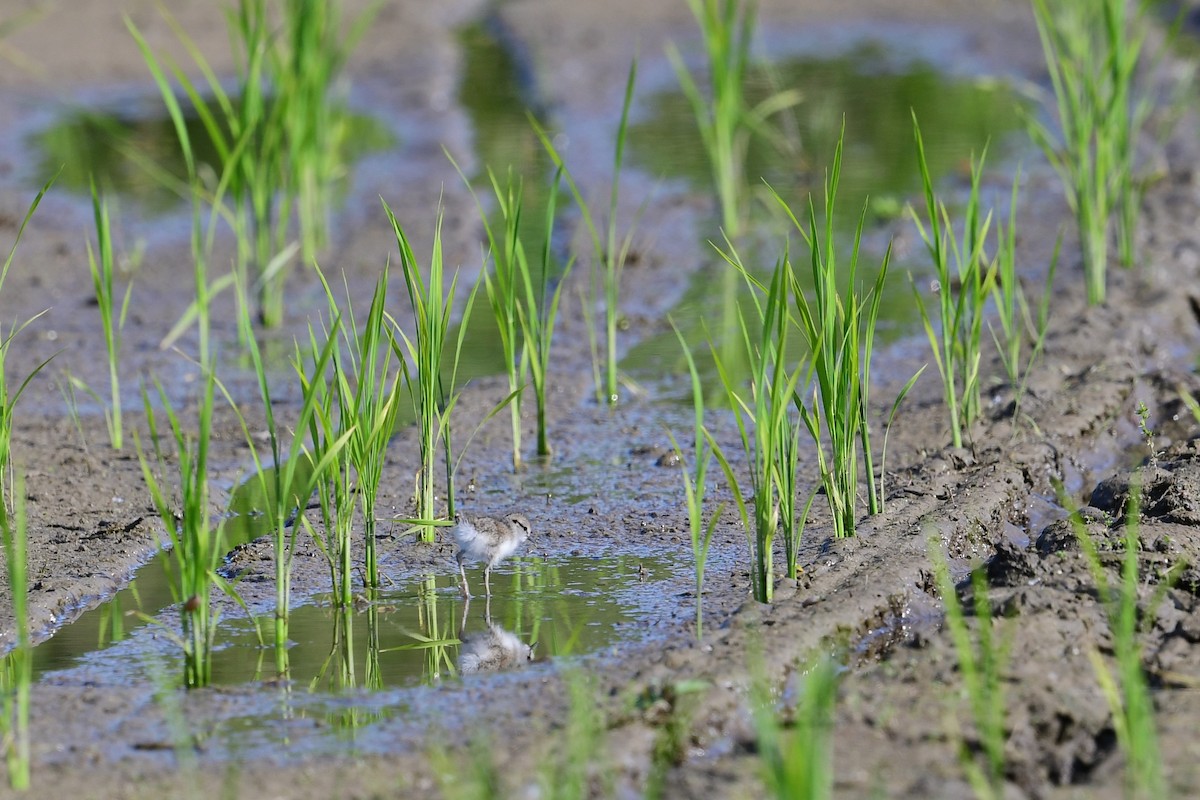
[0,479,30,791]
[1026,0,1153,304]
[929,540,1011,800]
[908,115,996,450]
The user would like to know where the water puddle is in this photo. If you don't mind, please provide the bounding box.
[32,100,395,210]
[35,553,673,690]
[630,40,1023,219]
[622,40,1028,398]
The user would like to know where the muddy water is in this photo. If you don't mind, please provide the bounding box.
[33,552,676,688]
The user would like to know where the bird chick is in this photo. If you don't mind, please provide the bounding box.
[453,512,531,597]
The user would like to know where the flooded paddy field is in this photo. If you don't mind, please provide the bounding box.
[0,0,1198,797]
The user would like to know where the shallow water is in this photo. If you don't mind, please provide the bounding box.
[24,15,1032,734]
[622,39,1028,399]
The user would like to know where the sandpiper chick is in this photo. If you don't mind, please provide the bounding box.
[458,624,535,674]
[453,512,531,597]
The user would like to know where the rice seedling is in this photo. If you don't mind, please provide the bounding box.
[751,652,838,800]
[128,29,258,684]
[538,671,611,800]
[515,167,574,458]
[667,0,799,238]
[312,604,357,693]
[988,169,1059,424]
[224,0,291,328]
[928,539,1010,800]
[1026,0,1152,304]
[532,60,638,406]
[386,202,479,542]
[136,367,241,689]
[0,478,30,790]
[129,1,376,327]
[666,321,723,638]
[0,174,58,516]
[1059,483,1167,800]
[273,0,380,270]
[640,680,709,800]
[128,9,283,327]
[455,161,526,470]
[318,267,404,589]
[0,7,44,75]
[908,114,996,450]
[429,736,503,800]
[668,0,751,237]
[297,314,359,609]
[229,281,349,674]
[707,248,803,603]
[776,125,913,539]
[84,181,133,451]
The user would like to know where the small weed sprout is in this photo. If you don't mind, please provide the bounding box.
[929,540,1010,800]
[1135,401,1158,472]
[909,114,996,450]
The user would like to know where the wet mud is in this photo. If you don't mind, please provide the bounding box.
[0,0,1198,798]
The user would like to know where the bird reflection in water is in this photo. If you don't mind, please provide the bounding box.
[457,596,535,674]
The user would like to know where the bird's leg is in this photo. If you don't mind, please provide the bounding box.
[484,566,492,597]
[459,560,472,599]
[459,596,471,634]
